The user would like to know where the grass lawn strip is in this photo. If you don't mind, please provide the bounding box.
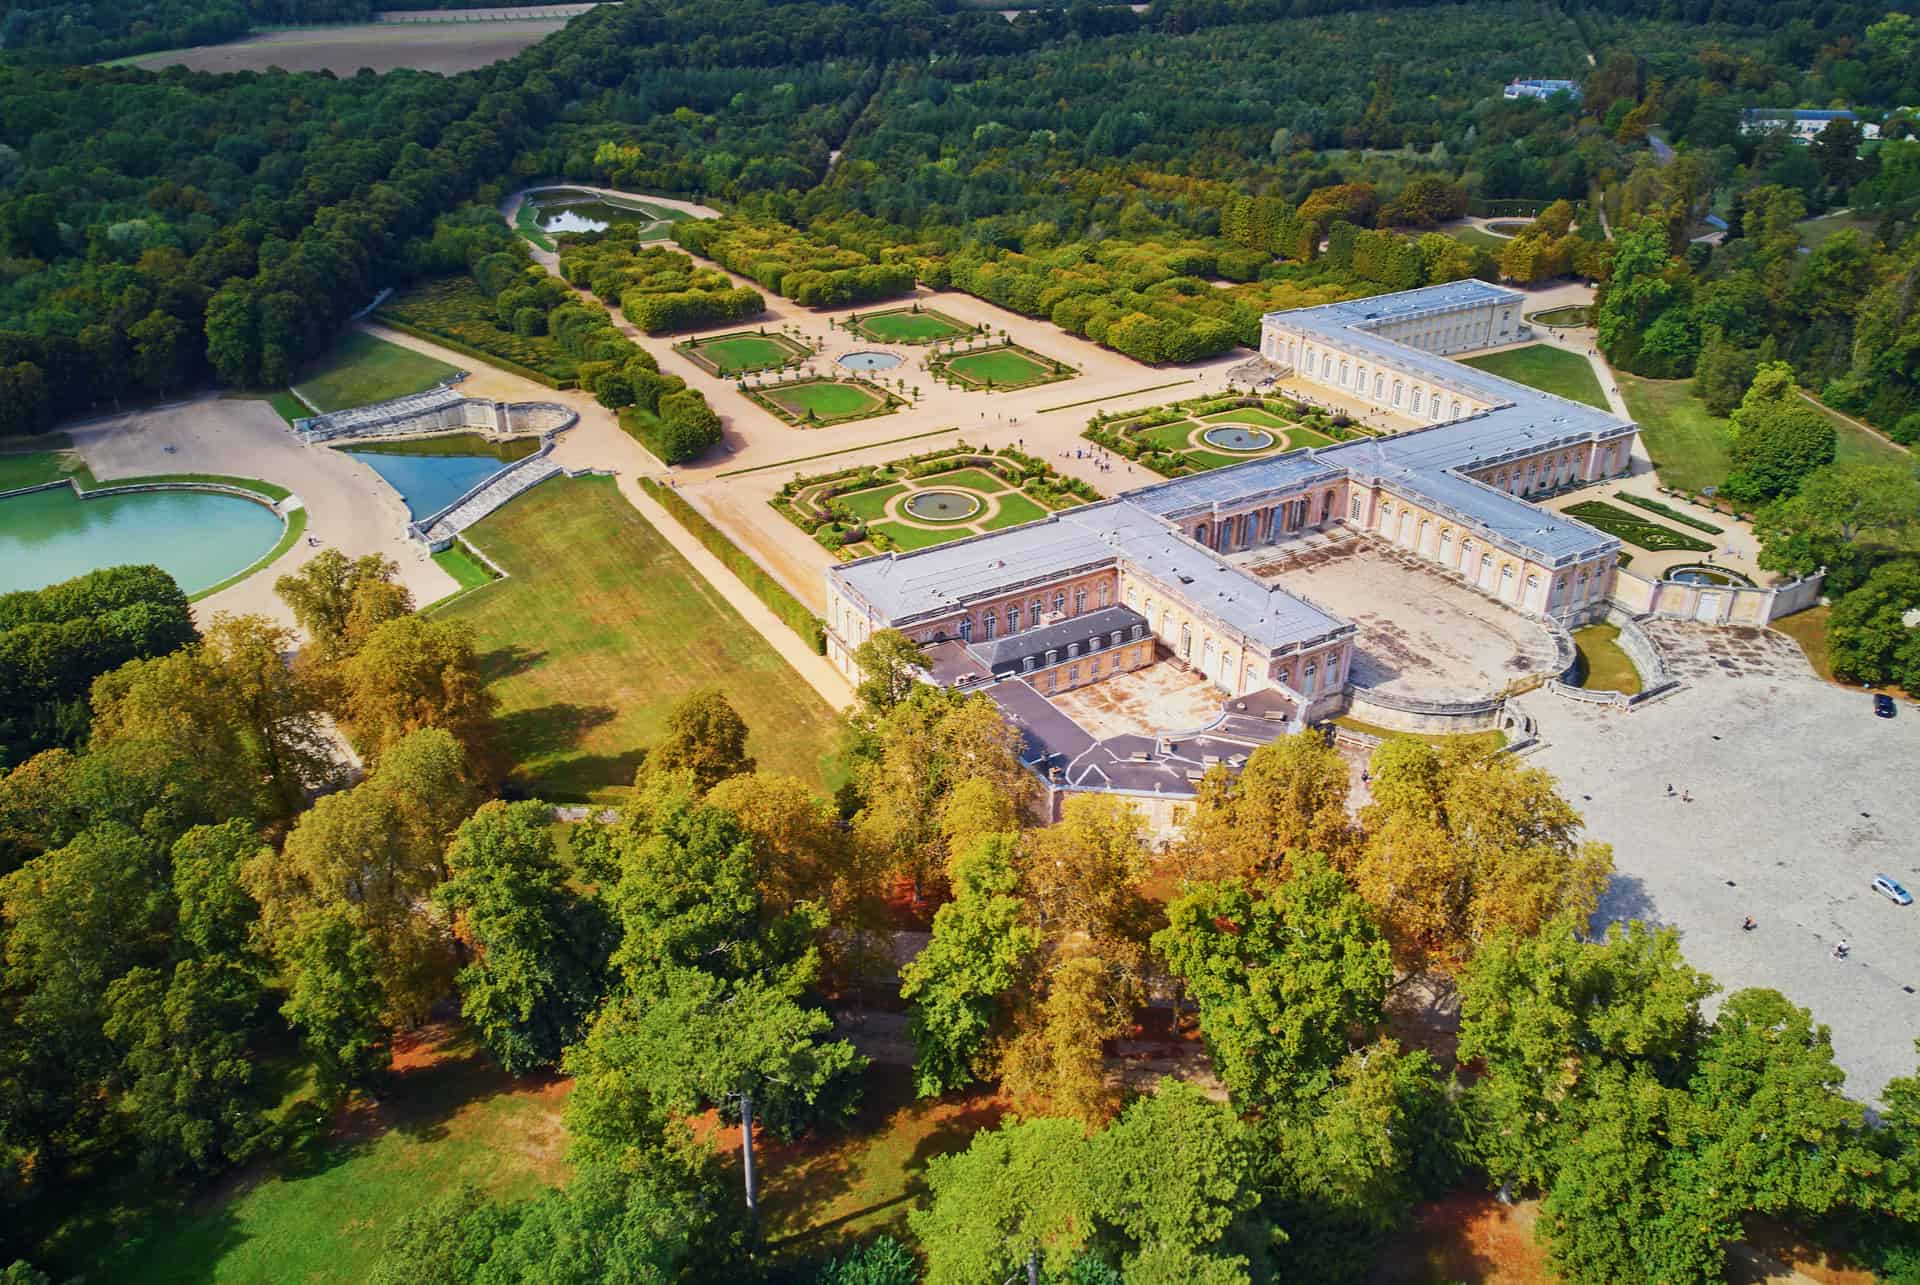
[979,492,1049,530]
[1285,425,1337,449]
[851,307,972,344]
[0,447,84,492]
[838,484,906,522]
[1771,606,1837,684]
[1563,500,1715,553]
[292,331,460,413]
[1571,623,1643,695]
[752,377,899,427]
[1186,449,1257,470]
[915,467,1006,494]
[868,520,966,551]
[1136,422,1199,451]
[1333,715,1507,751]
[1459,344,1608,411]
[439,475,841,798]
[1199,406,1292,430]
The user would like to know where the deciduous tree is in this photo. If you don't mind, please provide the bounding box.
[1175,731,1356,882]
[337,614,500,777]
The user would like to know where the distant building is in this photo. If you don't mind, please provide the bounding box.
[1504,79,1582,103]
[1741,108,1881,141]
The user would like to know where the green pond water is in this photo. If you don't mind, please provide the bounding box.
[533,192,664,235]
[0,486,283,595]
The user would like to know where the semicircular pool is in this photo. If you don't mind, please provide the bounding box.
[838,350,903,373]
[1201,424,1276,452]
[0,486,283,596]
[1664,563,1753,588]
[902,489,982,523]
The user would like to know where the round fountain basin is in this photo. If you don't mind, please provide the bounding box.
[0,486,282,596]
[1665,563,1752,587]
[838,350,903,372]
[1201,424,1276,451]
[902,489,982,522]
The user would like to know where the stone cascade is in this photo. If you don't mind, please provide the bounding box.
[415,455,568,549]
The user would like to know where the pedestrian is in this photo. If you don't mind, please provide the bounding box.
[1681,788,1691,803]
[1666,783,1674,796]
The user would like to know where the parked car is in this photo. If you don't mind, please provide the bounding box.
[1871,875,1913,906]
[1874,693,1895,718]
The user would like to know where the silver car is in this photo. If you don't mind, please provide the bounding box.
[1871,875,1913,906]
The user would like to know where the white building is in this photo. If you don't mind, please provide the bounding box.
[1741,108,1880,141]
[1504,79,1582,103]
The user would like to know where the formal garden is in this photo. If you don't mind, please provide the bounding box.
[748,374,907,427]
[774,443,1100,556]
[1083,393,1372,476]
[1562,499,1717,553]
[843,305,975,345]
[673,328,812,376]
[927,340,1074,392]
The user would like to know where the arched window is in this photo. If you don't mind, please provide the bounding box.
[1201,638,1214,671]
[1180,624,1192,657]
[1098,583,1110,607]
[1393,380,1403,406]
[982,612,997,640]
[1030,597,1043,622]
[1073,587,1087,613]
[1195,522,1208,545]
[1450,399,1462,419]
[1052,591,1066,614]
[1304,660,1318,694]
[1500,564,1516,599]
[1161,609,1172,638]
[1326,653,1341,685]
[1320,491,1332,522]
[1339,359,1350,385]
[1009,603,1022,632]
[1440,528,1453,563]
[1373,372,1384,398]
[1429,392,1442,417]
[958,618,972,642]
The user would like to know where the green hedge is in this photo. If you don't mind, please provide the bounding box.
[370,316,571,390]
[1613,491,1724,535]
[640,478,827,655]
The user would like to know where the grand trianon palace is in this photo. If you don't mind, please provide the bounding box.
[826,281,1643,830]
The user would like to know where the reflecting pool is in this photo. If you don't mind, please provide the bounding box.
[0,486,282,595]
[342,450,509,521]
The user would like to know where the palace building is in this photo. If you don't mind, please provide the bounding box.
[824,281,1638,826]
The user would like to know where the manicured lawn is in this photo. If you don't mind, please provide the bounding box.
[0,447,80,492]
[1136,421,1200,451]
[1188,449,1256,470]
[1200,406,1293,430]
[1564,500,1716,553]
[1460,344,1609,410]
[431,540,498,593]
[762,379,892,423]
[439,475,842,798]
[943,346,1062,389]
[870,520,968,550]
[1797,212,1878,251]
[292,331,460,413]
[1285,425,1336,449]
[916,468,1007,494]
[1334,715,1507,752]
[838,483,906,522]
[1445,225,1509,252]
[979,492,1049,530]
[1827,402,1912,469]
[1614,373,1733,493]
[45,1026,568,1285]
[686,333,803,374]
[853,308,972,344]
[1572,623,1642,695]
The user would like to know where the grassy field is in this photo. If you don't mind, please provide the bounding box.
[680,331,808,375]
[1460,344,1609,410]
[1617,373,1908,494]
[1564,500,1715,553]
[0,446,82,491]
[759,379,894,424]
[1797,211,1879,251]
[1772,605,1836,684]
[979,492,1049,529]
[1200,406,1293,430]
[916,467,1006,494]
[1572,624,1643,694]
[292,332,460,413]
[438,475,842,797]
[44,1026,568,1285]
[431,540,499,592]
[1444,225,1510,252]
[852,308,972,344]
[943,346,1061,389]
[838,483,906,522]
[869,520,962,550]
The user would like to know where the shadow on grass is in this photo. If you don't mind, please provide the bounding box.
[497,701,617,760]
[479,642,547,682]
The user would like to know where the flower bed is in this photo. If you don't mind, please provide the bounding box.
[1563,501,1716,553]
[1611,491,1724,535]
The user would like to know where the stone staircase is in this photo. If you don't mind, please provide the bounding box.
[415,456,565,548]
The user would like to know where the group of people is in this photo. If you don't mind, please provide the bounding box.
[1736,916,1850,962]
[1665,782,1693,803]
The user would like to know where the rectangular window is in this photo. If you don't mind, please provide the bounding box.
[1068,664,1079,684]
[1023,655,1036,672]
[1044,672,1056,693]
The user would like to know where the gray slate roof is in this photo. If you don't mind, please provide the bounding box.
[966,605,1148,675]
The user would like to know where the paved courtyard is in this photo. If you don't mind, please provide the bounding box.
[1524,620,1920,1104]
[1050,661,1222,740]
[1243,537,1562,702]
